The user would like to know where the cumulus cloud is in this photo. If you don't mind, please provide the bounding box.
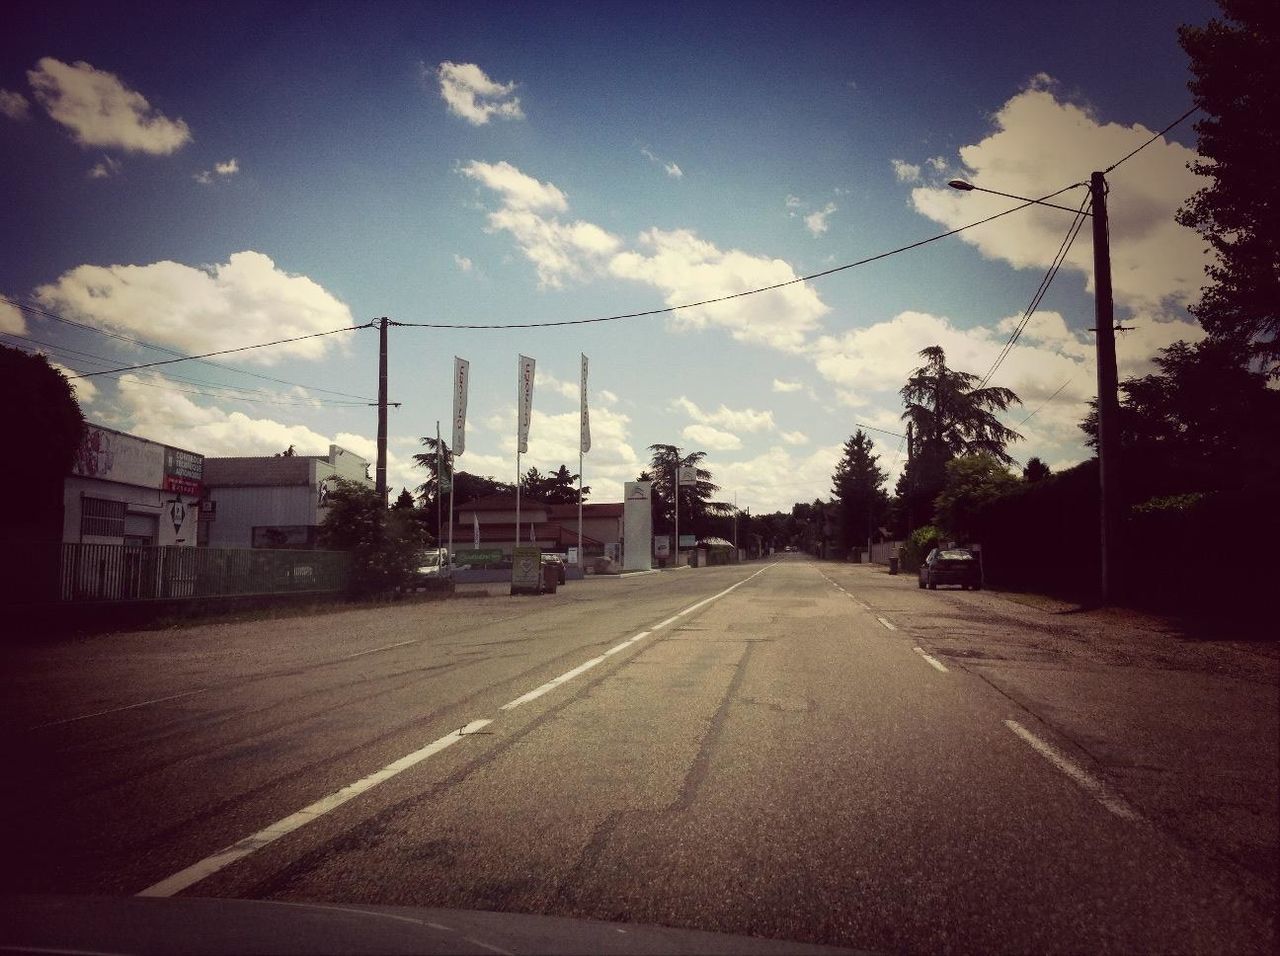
[34,251,356,365]
[453,253,474,273]
[714,444,847,514]
[778,430,809,446]
[771,378,803,393]
[907,80,1205,319]
[194,157,239,184]
[609,228,828,353]
[27,57,191,154]
[0,89,31,121]
[804,203,837,236]
[891,159,921,183]
[435,61,523,125]
[461,160,620,288]
[50,362,97,404]
[88,155,122,179]
[682,423,742,451]
[671,396,775,432]
[0,299,27,333]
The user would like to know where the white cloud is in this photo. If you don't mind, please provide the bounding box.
[599,389,619,405]
[435,61,523,126]
[0,89,31,121]
[804,203,837,236]
[0,299,27,333]
[778,430,808,446]
[88,155,122,179]
[640,145,684,179]
[682,423,742,451]
[927,156,948,172]
[891,159,921,183]
[785,195,803,211]
[907,80,1205,317]
[195,157,239,184]
[771,378,803,393]
[461,160,620,289]
[35,251,356,365]
[609,228,828,353]
[453,253,474,273]
[27,57,191,154]
[672,396,775,432]
[714,444,845,514]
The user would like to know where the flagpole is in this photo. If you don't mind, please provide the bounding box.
[447,453,454,562]
[674,462,679,566]
[578,449,583,565]
[435,421,442,547]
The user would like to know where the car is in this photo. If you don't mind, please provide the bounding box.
[411,549,452,586]
[540,552,567,585]
[918,547,982,590]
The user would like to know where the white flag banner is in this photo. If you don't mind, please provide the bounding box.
[473,512,480,548]
[452,357,469,457]
[580,353,591,454]
[678,465,698,485]
[517,354,536,454]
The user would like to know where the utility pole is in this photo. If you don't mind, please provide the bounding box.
[1091,171,1120,604]
[905,422,914,536]
[375,316,389,504]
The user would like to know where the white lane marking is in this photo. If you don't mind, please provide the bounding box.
[341,639,417,660]
[914,647,949,672]
[463,937,515,956]
[876,616,898,631]
[28,689,207,731]
[603,631,649,656]
[499,656,608,711]
[137,719,492,898]
[1004,719,1142,823]
[651,614,682,630]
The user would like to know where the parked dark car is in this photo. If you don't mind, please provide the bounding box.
[541,552,567,585]
[918,548,982,590]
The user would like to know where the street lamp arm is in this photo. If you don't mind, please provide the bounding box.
[947,180,1091,216]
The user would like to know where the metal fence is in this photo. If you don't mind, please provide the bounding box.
[58,544,351,602]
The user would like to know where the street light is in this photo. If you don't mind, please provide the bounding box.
[949,174,1120,604]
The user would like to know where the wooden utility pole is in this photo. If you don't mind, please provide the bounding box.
[375,316,389,504]
[1091,171,1120,604]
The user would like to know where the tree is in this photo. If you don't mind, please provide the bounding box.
[392,488,416,510]
[275,445,297,457]
[933,455,1021,542]
[1177,0,1279,376]
[643,444,731,539]
[897,346,1021,528]
[317,479,430,595]
[0,347,85,604]
[1022,457,1052,483]
[831,430,889,553]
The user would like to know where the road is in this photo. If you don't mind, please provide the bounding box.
[1,555,1275,953]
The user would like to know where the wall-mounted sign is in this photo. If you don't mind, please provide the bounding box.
[163,446,204,496]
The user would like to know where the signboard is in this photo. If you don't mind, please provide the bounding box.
[163,446,204,496]
[677,465,698,485]
[199,499,217,519]
[511,545,541,594]
[452,356,469,456]
[654,536,670,558]
[517,355,536,453]
[73,425,164,488]
[679,535,697,548]
[579,353,590,454]
[622,481,652,572]
[567,546,579,565]
[456,548,503,565]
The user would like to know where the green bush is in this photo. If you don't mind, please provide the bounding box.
[899,525,941,573]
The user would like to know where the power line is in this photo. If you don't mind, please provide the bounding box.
[854,422,906,440]
[4,296,376,400]
[978,192,1091,389]
[1017,377,1075,427]
[66,322,372,379]
[391,185,1086,331]
[1103,104,1200,175]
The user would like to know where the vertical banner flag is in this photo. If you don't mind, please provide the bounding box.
[517,355,536,454]
[452,357,469,457]
[473,512,480,548]
[580,353,591,454]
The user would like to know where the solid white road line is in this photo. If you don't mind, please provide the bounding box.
[28,689,207,731]
[1004,719,1142,823]
[876,616,898,631]
[137,719,493,898]
[914,647,949,672]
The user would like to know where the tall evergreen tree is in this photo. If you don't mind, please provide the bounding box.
[831,430,888,552]
[1177,0,1279,376]
[643,444,730,538]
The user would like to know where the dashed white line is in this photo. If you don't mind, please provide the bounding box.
[28,689,207,731]
[914,647,949,672]
[137,720,492,898]
[500,656,608,711]
[876,616,898,631]
[1005,719,1142,823]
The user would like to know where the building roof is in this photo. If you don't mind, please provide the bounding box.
[547,502,623,519]
[203,456,311,487]
[449,521,602,548]
[460,493,549,511]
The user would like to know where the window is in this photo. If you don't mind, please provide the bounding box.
[81,497,126,538]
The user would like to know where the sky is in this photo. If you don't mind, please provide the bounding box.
[0,0,1217,514]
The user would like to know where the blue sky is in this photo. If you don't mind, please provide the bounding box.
[1,0,1215,512]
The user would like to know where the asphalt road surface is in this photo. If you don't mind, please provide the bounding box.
[2,555,1275,953]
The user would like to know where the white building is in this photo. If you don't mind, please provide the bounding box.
[200,446,371,549]
[64,423,204,547]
